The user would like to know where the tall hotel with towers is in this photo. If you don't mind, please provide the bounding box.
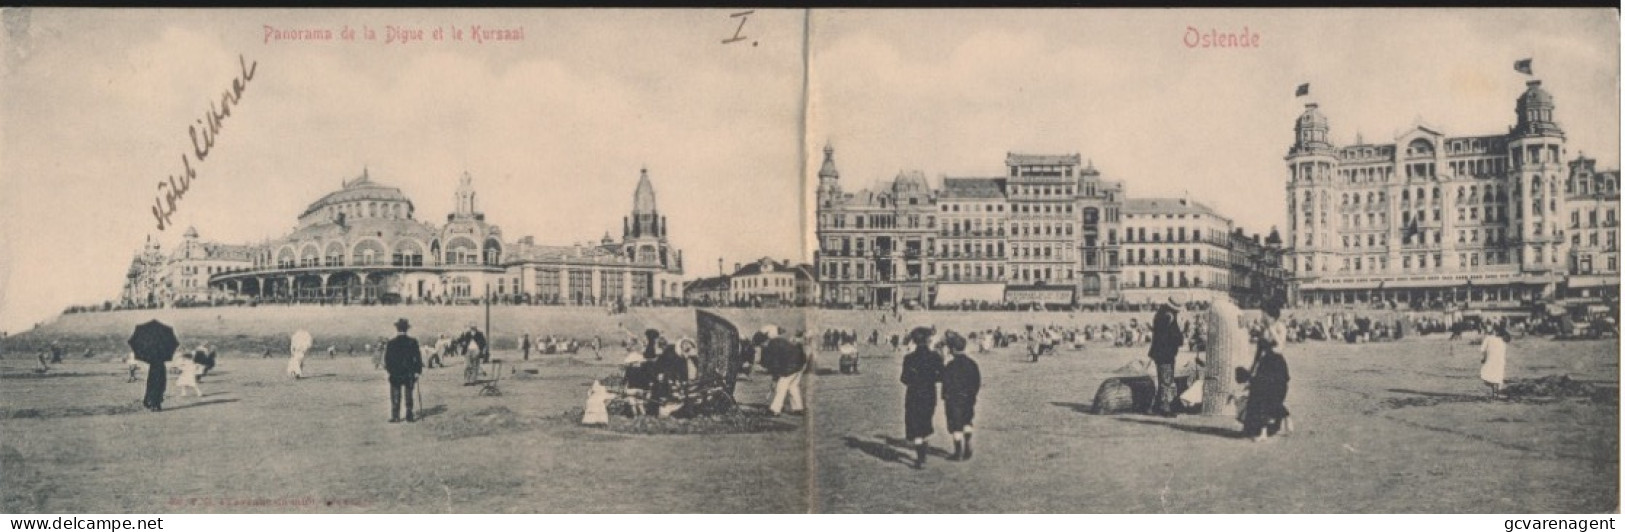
[1285,76,1618,308]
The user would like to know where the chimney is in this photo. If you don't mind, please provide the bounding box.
[734,262,742,273]
[718,258,724,276]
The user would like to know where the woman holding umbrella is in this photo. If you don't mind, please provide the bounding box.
[128,320,179,412]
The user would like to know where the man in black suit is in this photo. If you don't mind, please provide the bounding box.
[758,325,806,416]
[384,318,424,423]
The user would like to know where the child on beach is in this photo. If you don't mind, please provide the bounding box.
[173,353,203,398]
[126,352,145,383]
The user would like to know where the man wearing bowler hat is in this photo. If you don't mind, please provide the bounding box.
[384,318,424,423]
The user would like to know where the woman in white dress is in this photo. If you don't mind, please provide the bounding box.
[1480,325,1510,396]
[582,380,611,425]
[288,329,312,379]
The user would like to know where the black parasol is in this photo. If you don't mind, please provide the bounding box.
[128,320,178,364]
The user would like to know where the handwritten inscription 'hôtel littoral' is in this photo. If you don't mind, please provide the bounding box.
[150,55,257,232]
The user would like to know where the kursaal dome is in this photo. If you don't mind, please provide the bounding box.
[300,171,412,219]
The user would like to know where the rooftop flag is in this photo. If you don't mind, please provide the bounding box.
[1295,83,1310,97]
[1514,58,1533,76]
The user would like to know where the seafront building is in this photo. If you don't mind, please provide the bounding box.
[1284,78,1618,308]
[122,168,685,306]
[814,145,1286,308]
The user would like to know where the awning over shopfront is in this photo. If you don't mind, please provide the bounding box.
[934,283,1006,303]
[1565,275,1620,289]
[1303,274,1557,291]
[1006,286,1074,304]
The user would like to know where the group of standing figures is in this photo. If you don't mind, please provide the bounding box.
[900,327,982,468]
[1144,295,1293,442]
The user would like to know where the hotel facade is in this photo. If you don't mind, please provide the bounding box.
[814,146,1285,308]
[1285,79,1618,308]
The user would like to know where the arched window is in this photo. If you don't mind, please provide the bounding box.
[483,238,504,266]
[1407,138,1434,157]
[325,242,346,267]
[300,244,320,268]
[393,240,424,267]
[446,237,478,265]
[352,240,387,266]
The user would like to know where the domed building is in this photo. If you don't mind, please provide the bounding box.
[121,166,685,306]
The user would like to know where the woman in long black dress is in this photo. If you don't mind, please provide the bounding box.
[900,326,943,468]
[1243,301,1291,441]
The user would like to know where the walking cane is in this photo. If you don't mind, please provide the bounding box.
[416,375,425,413]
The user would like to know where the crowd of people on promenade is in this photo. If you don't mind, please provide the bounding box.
[816,318,1211,362]
[1256,311,1535,345]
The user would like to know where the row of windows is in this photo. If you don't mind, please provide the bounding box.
[1013,266,1070,282]
[939,240,1003,259]
[281,251,492,267]
[1570,230,1620,250]
[180,265,238,276]
[1571,173,1621,196]
[821,236,928,257]
[1338,165,1395,184]
[1009,243,1073,262]
[1011,203,1074,216]
[1336,227,1517,249]
[1124,247,1205,265]
[1511,143,1563,167]
[1122,227,1204,244]
[936,262,1005,282]
[1008,184,1076,197]
[1010,164,1077,178]
[1297,246,1566,275]
[1128,270,1224,290]
[327,200,411,222]
[1571,254,1620,275]
[942,203,1005,213]
[736,276,797,290]
[942,218,1004,236]
[1571,208,1620,229]
[1123,213,1204,221]
[818,261,1090,284]
[822,213,933,230]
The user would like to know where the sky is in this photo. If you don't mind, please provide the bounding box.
[805,8,1619,245]
[0,9,1618,334]
[0,9,808,333]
